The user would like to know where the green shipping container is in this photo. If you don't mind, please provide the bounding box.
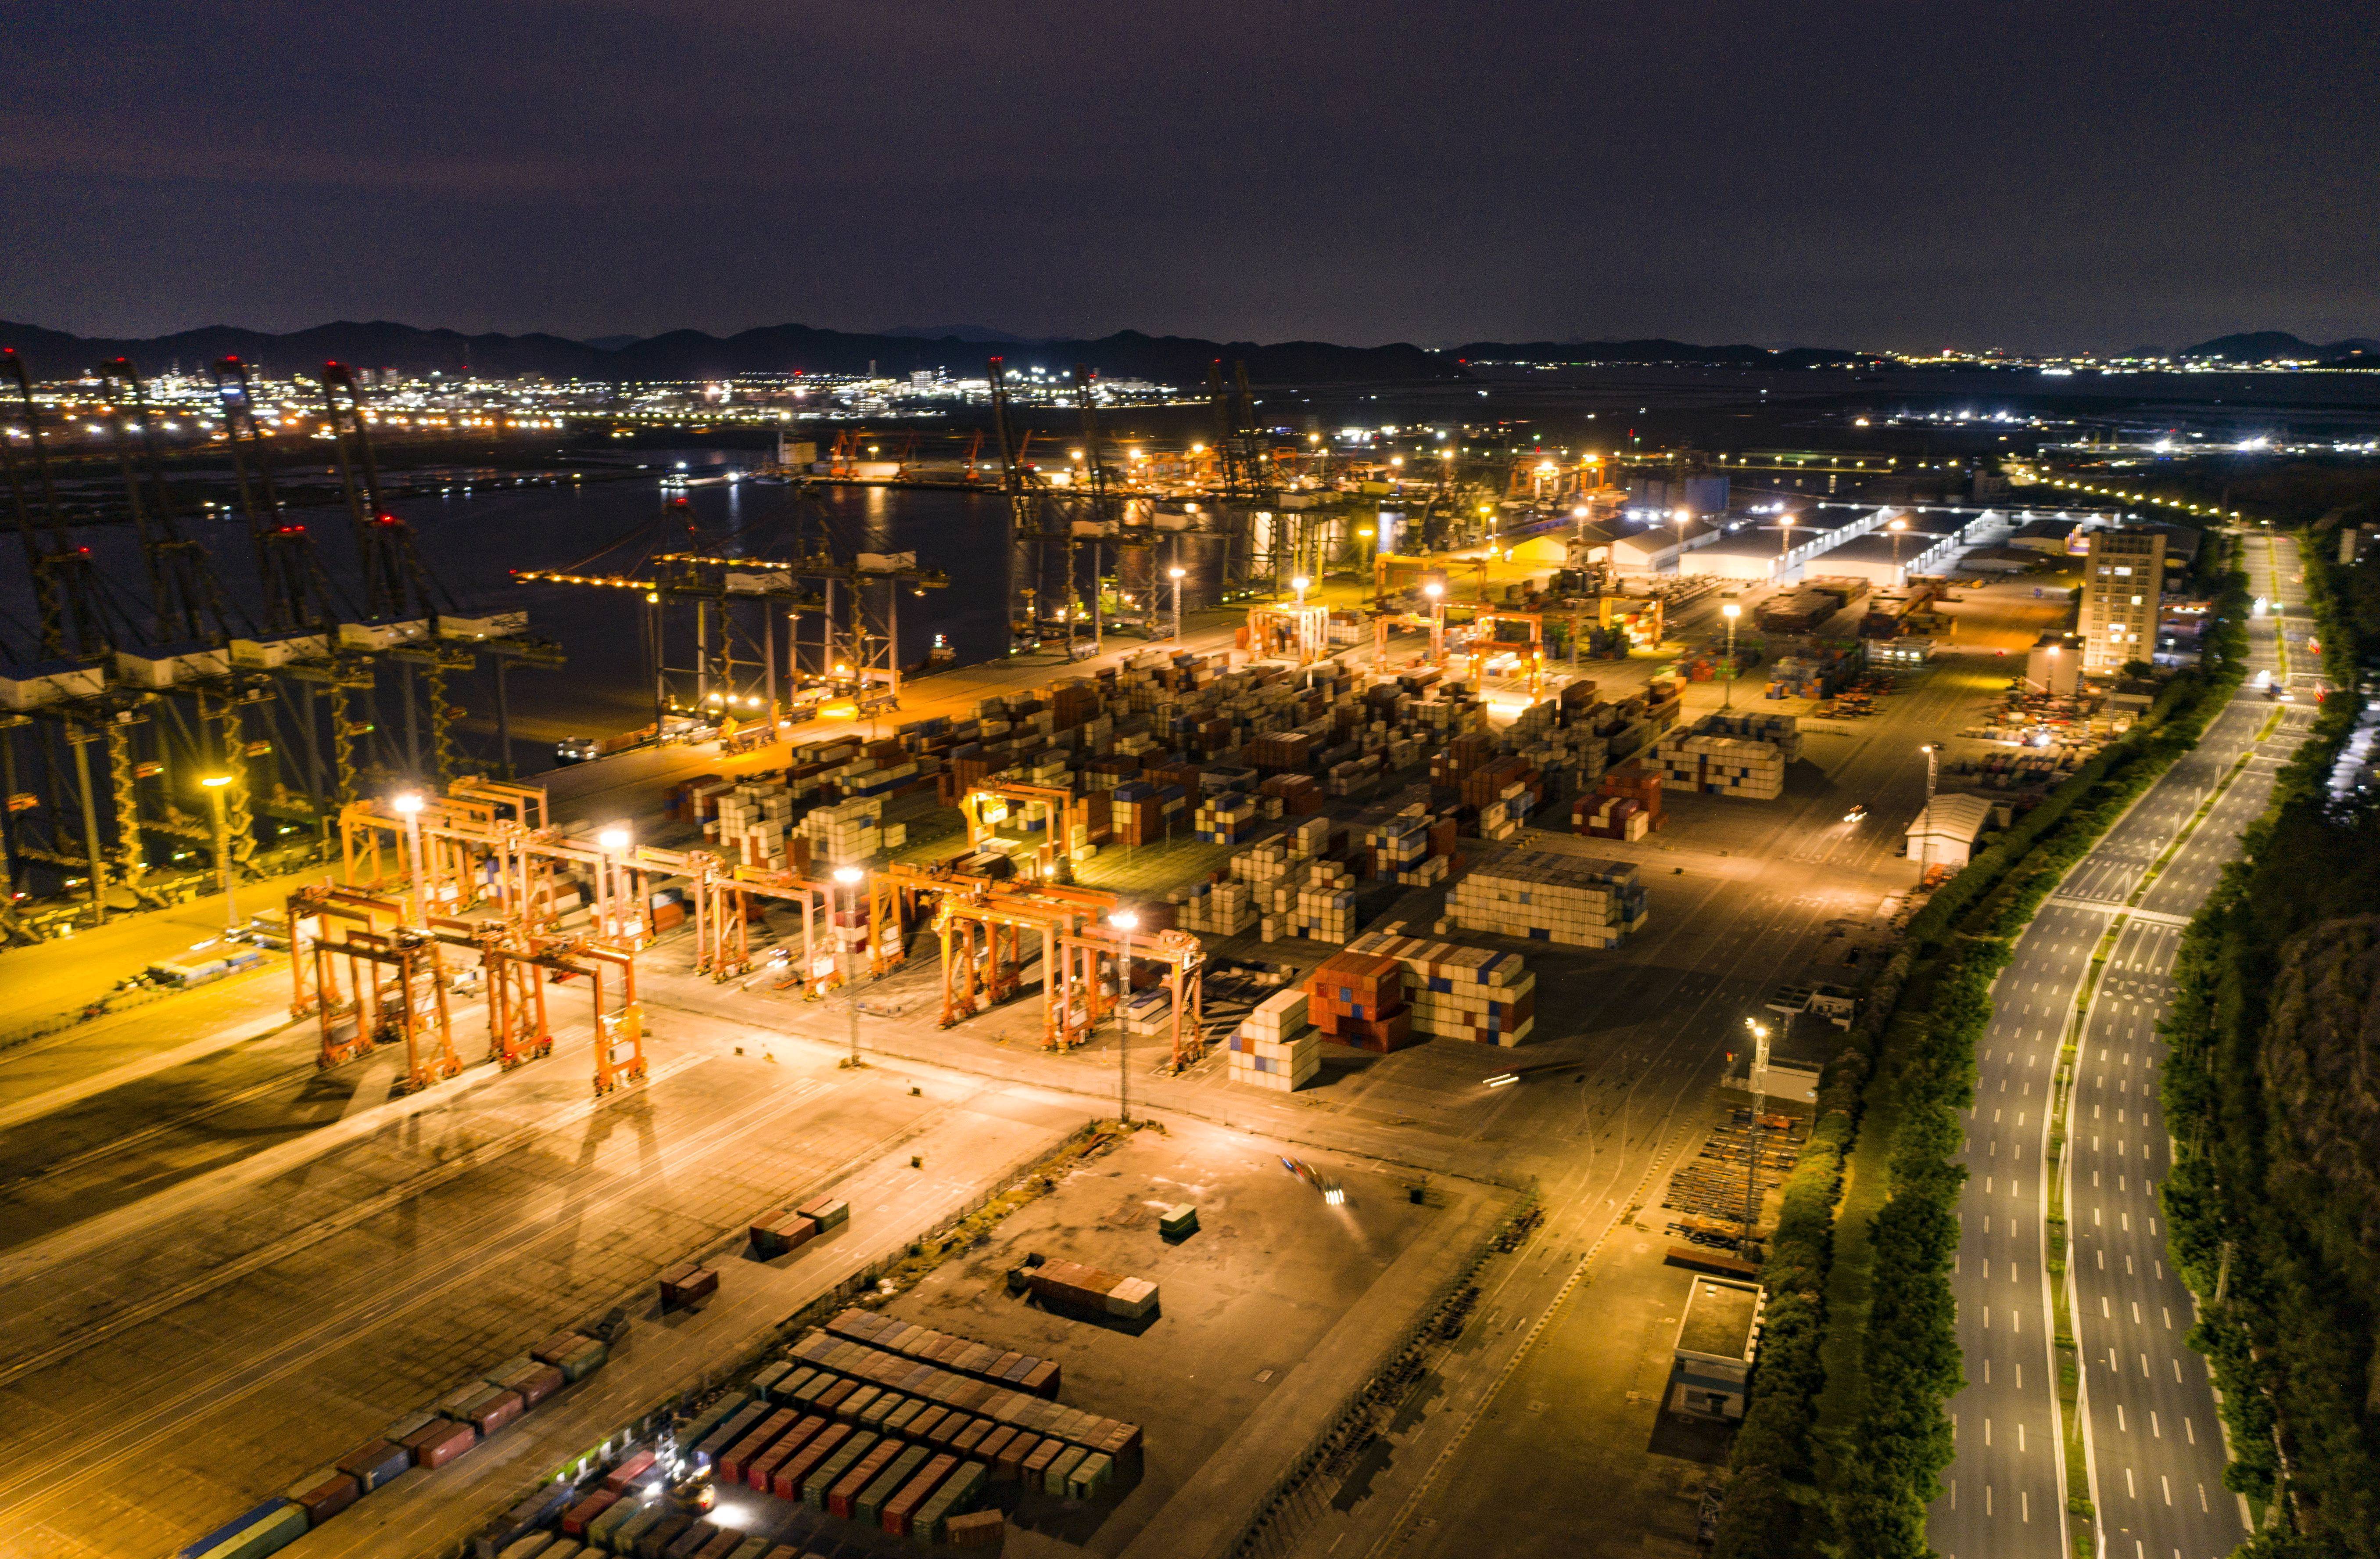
[174,1499,309,1559]
[612,1505,666,1554]
[1068,1451,1114,1498]
[677,1389,755,1454]
[1043,1444,1088,1496]
[855,1444,930,1526]
[803,1430,879,1509]
[586,1497,643,1552]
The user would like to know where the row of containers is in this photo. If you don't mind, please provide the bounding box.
[499,1306,1149,1557]
[172,1329,611,1559]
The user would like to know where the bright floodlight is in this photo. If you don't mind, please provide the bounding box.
[833,866,863,885]
[391,793,423,815]
[200,774,233,789]
[1723,603,1740,619]
[1168,567,1186,579]
[1423,581,1443,599]
[1292,576,1310,591]
[1108,910,1139,932]
[599,828,630,851]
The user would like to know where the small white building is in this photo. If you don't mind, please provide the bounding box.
[1905,793,1996,870]
[1668,1276,1765,1421]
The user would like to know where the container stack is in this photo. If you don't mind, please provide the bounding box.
[1306,950,1416,1052]
[1227,987,1320,1090]
[799,796,885,863]
[1192,794,1262,845]
[1027,1259,1161,1321]
[1171,879,1257,936]
[1346,929,1538,1046]
[1110,780,1190,847]
[1446,853,1648,948]
[1428,732,1495,789]
[713,780,796,869]
[1653,713,1800,801]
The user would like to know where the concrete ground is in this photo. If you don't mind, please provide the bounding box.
[0,1019,1078,1559]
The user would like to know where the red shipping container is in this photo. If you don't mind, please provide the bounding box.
[720,1408,797,1484]
[403,1417,477,1470]
[828,1442,903,1519]
[774,1422,852,1500]
[560,1488,619,1537]
[996,1434,1041,1481]
[287,1471,360,1527]
[883,1452,959,1536]
[464,1389,524,1437]
[605,1449,657,1492]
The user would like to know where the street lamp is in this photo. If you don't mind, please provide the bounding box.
[391,791,425,925]
[1721,603,1741,710]
[1888,517,1907,585]
[1168,566,1186,642]
[1357,524,1376,583]
[1291,575,1310,605]
[1777,513,1795,576]
[1917,744,1939,884]
[834,865,864,1067]
[1742,1017,1771,1239]
[201,775,236,932]
[1109,910,1138,1122]
[1423,578,1446,665]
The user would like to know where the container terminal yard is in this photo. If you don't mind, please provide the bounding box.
[0,351,2243,1559]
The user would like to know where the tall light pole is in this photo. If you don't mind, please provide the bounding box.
[1423,579,1445,665]
[1291,574,1310,607]
[1742,1017,1771,1243]
[1889,516,1907,586]
[1721,603,1741,711]
[1357,524,1375,591]
[1777,512,1795,578]
[391,791,426,926]
[835,865,864,1067]
[202,775,236,932]
[1918,743,1938,884]
[1168,565,1185,643]
[1109,910,1137,1122]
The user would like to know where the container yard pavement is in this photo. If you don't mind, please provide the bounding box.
[0,1020,1065,1559]
[278,1085,1096,1559]
[815,1120,1513,1559]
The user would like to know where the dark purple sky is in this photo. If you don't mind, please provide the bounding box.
[6,0,2375,352]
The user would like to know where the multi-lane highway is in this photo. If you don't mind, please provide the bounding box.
[1936,530,2307,1559]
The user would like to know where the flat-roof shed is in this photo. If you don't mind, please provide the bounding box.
[1667,1275,1764,1420]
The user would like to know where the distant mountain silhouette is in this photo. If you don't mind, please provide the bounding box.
[581,334,642,352]
[879,324,1033,343]
[2181,331,2380,362]
[0,318,1459,386]
[1450,338,1869,368]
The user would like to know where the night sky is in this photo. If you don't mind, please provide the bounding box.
[6,0,2375,352]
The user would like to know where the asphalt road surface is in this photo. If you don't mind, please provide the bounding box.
[1935,530,2306,1559]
